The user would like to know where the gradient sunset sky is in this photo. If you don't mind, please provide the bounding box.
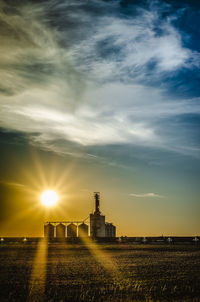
[0,0,199,237]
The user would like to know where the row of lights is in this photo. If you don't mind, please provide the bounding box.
[1,237,27,242]
[1,237,200,242]
[119,236,199,243]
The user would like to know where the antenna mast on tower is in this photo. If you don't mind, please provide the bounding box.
[94,192,100,214]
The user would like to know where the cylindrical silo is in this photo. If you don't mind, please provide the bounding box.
[105,223,116,238]
[78,223,88,237]
[111,225,116,237]
[108,224,116,237]
[44,223,54,238]
[105,223,109,237]
[67,223,77,237]
[105,223,112,237]
[56,223,66,238]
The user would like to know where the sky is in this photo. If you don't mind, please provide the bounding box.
[0,0,199,237]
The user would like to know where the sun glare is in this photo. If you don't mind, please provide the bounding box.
[41,190,58,207]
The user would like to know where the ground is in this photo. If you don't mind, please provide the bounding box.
[0,242,200,301]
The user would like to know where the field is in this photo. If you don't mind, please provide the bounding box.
[0,242,200,301]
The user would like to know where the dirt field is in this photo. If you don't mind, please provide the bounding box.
[0,242,200,301]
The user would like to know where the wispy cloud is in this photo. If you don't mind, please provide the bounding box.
[0,180,25,188]
[129,193,165,198]
[0,0,199,161]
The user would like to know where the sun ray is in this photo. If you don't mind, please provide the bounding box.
[28,238,48,302]
[80,236,118,273]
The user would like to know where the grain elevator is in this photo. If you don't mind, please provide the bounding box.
[44,192,116,239]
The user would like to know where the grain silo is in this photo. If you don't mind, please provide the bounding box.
[67,223,77,237]
[105,223,116,238]
[44,192,116,240]
[56,223,65,238]
[105,223,111,237]
[44,223,54,238]
[78,223,88,237]
[90,192,105,237]
[112,224,116,237]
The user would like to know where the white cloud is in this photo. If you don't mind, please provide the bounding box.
[0,91,157,146]
[0,79,199,157]
[69,8,194,81]
[0,1,199,159]
[129,193,165,198]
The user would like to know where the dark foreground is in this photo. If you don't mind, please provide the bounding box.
[0,242,200,302]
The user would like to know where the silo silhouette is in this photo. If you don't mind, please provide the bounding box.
[78,223,88,237]
[56,223,65,238]
[105,223,116,237]
[112,225,116,237]
[67,223,77,237]
[44,223,54,238]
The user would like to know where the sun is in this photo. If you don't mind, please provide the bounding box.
[41,190,58,207]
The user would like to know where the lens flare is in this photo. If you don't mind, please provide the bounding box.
[41,190,58,207]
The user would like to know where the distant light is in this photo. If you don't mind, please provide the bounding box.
[1,238,4,242]
[23,238,27,242]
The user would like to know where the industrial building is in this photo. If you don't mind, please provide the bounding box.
[44,192,116,239]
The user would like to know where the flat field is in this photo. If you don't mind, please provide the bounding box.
[0,242,200,301]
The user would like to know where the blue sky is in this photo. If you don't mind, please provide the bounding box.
[0,0,199,236]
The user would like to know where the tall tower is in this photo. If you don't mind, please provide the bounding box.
[90,192,105,238]
[94,192,100,213]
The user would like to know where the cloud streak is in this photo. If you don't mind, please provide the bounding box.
[129,193,165,198]
[0,180,25,188]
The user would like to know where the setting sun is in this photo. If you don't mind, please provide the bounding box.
[41,190,58,207]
